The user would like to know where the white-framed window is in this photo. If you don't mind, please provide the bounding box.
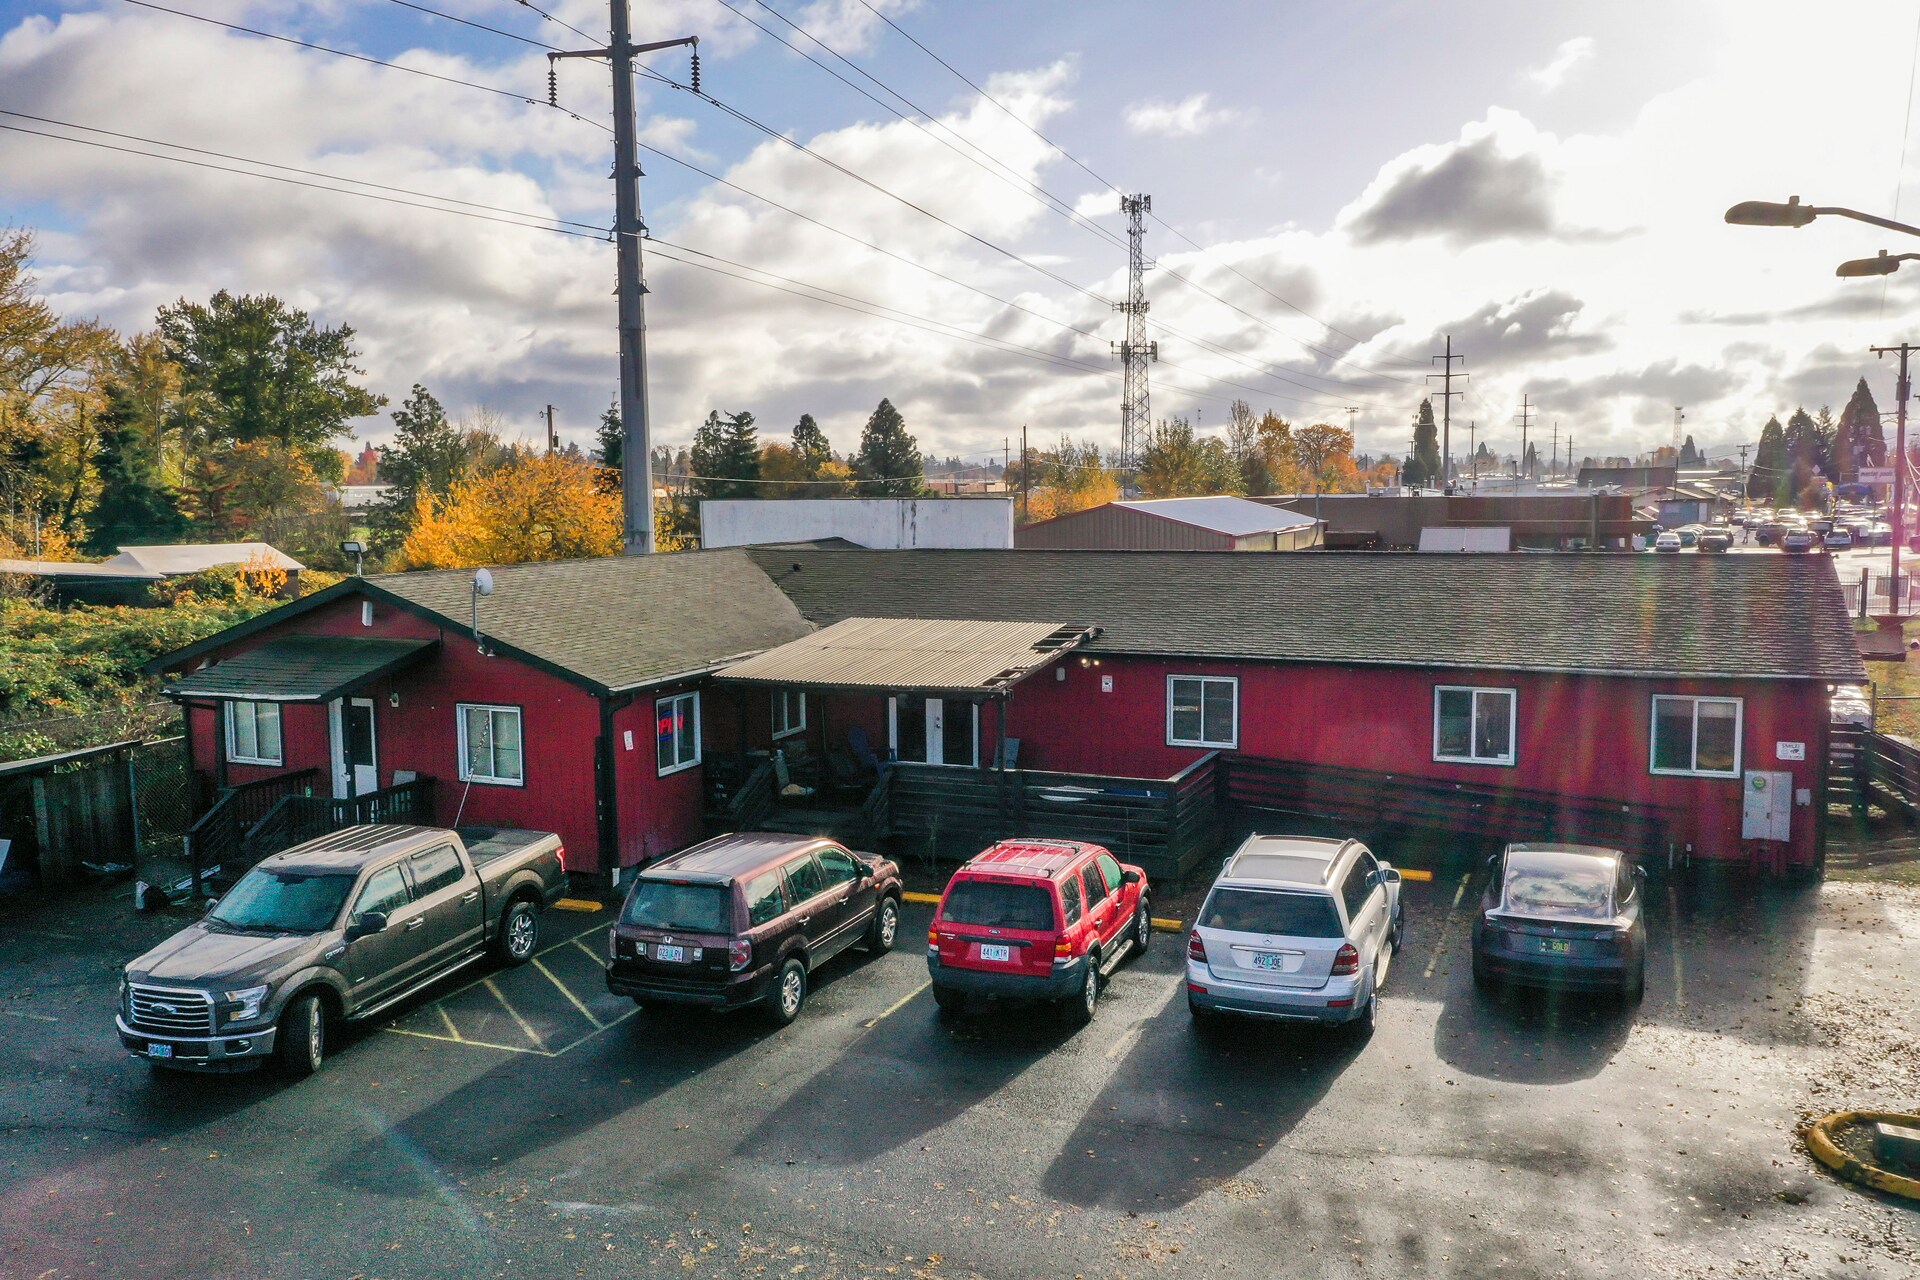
[657,691,701,776]
[772,688,806,740]
[1650,695,1742,778]
[1167,675,1238,749]
[458,703,524,786]
[1432,685,1517,766]
[224,700,284,765]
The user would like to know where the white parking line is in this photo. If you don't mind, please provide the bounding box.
[1423,873,1474,979]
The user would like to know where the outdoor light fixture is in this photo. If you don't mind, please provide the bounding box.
[339,539,366,576]
[1724,195,1920,238]
[1837,250,1920,277]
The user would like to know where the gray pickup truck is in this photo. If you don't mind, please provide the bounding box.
[117,824,566,1076]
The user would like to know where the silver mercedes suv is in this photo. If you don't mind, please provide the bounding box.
[1185,835,1403,1035]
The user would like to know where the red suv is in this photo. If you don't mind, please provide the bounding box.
[926,839,1150,1024]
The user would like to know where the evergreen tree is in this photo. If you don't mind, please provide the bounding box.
[792,414,832,473]
[853,398,922,496]
[1780,406,1824,504]
[689,409,760,500]
[370,385,462,553]
[594,401,621,471]
[82,411,188,553]
[1750,414,1786,501]
[1679,435,1700,467]
[1404,399,1441,488]
[1523,442,1538,477]
[1837,377,1884,476]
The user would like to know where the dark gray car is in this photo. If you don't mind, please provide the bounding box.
[117,824,565,1076]
[1470,843,1646,1001]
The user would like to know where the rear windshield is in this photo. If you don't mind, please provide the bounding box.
[210,868,357,933]
[621,880,732,933]
[941,879,1056,931]
[1502,854,1614,921]
[1201,887,1344,938]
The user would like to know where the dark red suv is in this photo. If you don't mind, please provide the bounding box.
[606,833,902,1026]
[926,839,1150,1024]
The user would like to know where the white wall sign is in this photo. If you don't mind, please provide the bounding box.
[1775,741,1806,761]
[1101,675,1114,693]
[1859,466,1896,485]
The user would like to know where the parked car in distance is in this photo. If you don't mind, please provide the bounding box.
[118,824,566,1076]
[1186,835,1403,1035]
[927,838,1150,1025]
[606,833,902,1027]
[1754,522,1786,547]
[1652,531,1683,553]
[1471,843,1645,1001]
[1781,528,1819,553]
[1825,528,1854,551]
[1697,529,1734,553]
[1675,527,1700,548]
[1831,684,1873,728]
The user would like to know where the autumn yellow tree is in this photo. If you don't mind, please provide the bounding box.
[1024,435,1120,522]
[398,450,621,569]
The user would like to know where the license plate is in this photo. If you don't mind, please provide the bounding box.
[1250,952,1287,970]
[656,944,685,963]
[1541,938,1571,955]
[979,943,1012,962]
[146,1042,173,1059]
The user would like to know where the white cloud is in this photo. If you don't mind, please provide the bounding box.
[1073,190,1119,218]
[1524,36,1594,92]
[1123,92,1244,139]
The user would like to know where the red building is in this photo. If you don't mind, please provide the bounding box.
[150,547,1862,884]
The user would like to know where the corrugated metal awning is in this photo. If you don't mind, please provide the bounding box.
[163,636,438,703]
[715,617,1097,695]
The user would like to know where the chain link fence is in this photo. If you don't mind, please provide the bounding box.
[130,736,196,900]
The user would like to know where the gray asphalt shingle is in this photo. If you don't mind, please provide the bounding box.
[745,548,1865,682]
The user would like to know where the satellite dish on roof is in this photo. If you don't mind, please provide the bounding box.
[473,568,494,597]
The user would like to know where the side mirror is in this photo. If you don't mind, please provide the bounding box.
[1383,867,1403,884]
[1121,869,1142,885]
[345,911,388,941]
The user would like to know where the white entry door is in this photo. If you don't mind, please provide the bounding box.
[329,697,380,798]
[889,696,978,767]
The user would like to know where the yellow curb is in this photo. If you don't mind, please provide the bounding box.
[553,899,604,913]
[1150,917,1185,933]
[902,891,943,905]
[1399,868,1435,882]
[1800,1111,1920,1202]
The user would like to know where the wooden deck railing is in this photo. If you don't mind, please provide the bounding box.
[186,768,320,894]
[236,778,438,879]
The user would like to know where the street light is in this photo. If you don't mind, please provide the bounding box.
[1837,250,1920,277]
[339,539,366,577]
[1724,195,1920,238]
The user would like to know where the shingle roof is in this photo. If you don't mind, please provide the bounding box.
[1119,496,1320,537]
[748,548,1865,682]
[365,551,813,693]
[164,636,437,702]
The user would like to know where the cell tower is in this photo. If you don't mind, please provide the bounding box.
[1112,194,1157,471]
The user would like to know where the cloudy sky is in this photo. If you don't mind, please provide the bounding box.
[4,0,1920,467]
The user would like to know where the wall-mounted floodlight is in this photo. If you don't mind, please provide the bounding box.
[471,568,494,655]
[339,539,366,576]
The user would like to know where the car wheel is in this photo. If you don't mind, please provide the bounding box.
[1130,896,1151,960]
[865,896,900,953]
[932,984,966,1018]
[1187,998,1218,1033]
[493,900,539,966]
[1062,958,1099,1027]
[274,993,325,1078]
[765,957,807,1027]
[1348,988,1378,1041]
[1622,961,1646,1005]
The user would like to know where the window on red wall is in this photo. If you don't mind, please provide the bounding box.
[1167,675,1237,749]
[225,700,284,765]
[1433,686,1517,766]
[657,691,701,776]
[772,688,806,740]
[1650,695,1742,778]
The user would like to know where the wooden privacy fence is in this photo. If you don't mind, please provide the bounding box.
[1850,730,1920,818]
[1218,755,1676,857]
[877,753,1222,884]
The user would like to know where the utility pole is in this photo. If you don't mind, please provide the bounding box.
[1467,420,1478,486]
[545,404,557,456]
[1020,422,1029,523]
[1112,194,1157,475]
[1345,406,1360,441]
[552,5,698,554]
[1550,420,1559,480]
[1428,336,1465,487]
[1737,442,1751,505]
[1516,393,1533,480]
[1873,342,1916,612]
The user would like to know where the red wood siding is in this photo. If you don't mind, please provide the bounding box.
[181,593,611,873]
[609,687,707,869]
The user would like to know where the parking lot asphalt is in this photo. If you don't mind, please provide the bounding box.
[4,841,1919,1280]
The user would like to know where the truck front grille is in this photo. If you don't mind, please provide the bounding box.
[128,985,214,1036]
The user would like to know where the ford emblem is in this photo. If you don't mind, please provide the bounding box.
[154,1003,176,1014]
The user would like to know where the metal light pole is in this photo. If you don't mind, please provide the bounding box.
[1875,344,1915,613]
[553,5,698,554]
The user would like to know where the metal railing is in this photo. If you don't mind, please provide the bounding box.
[239,778,438,876]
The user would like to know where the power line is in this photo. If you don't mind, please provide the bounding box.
[118,0,610,130]
[514,0,601,46]
[384,0,568,54]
